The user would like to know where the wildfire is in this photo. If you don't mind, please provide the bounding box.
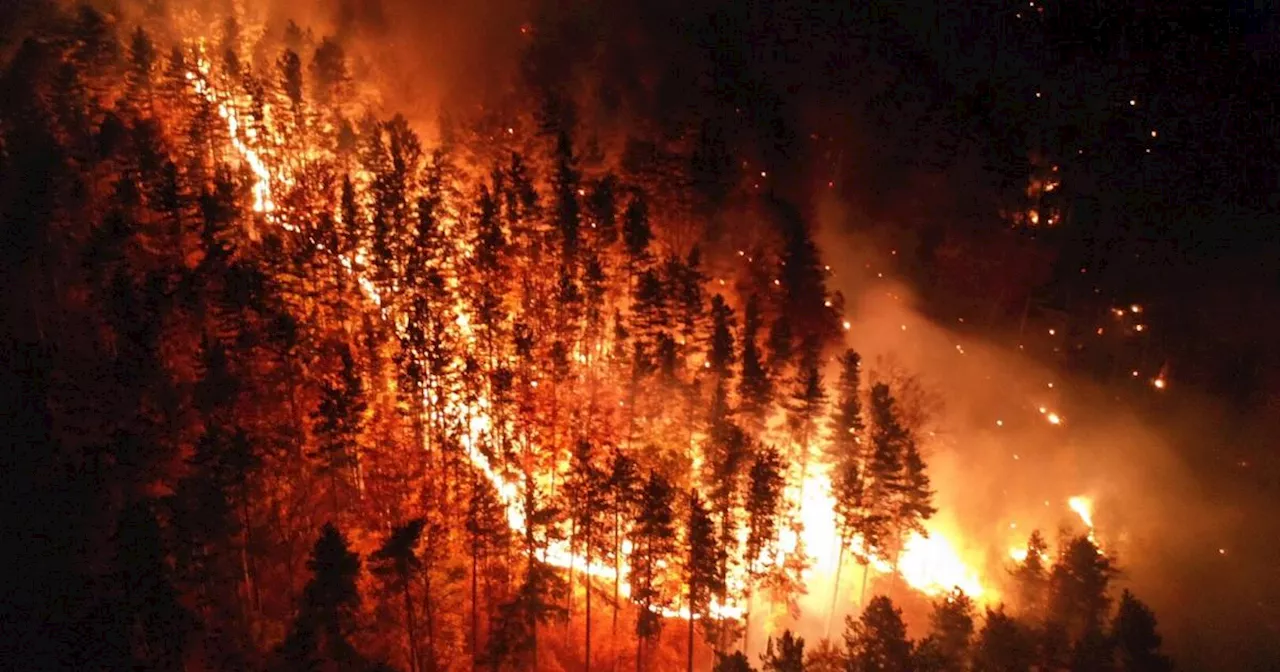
[187,41,993,627]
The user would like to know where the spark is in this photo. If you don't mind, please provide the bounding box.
[1153,378,1166,390]
[1046,413,1062,425]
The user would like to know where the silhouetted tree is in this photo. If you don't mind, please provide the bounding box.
[916,590,975,672]
[686,490,724,670]
[1048,535,1115,640]
[372,519,425,672]
[1112,590,1172,672]
[278,524,365,670]
[845,595,913,672]
[631,470,676,670]
[761,630,805,672]
[712,650,756,672]
[114,500,196,671]
[972,607,1035,672]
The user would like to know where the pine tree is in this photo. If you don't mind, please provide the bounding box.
[864,383,906,591]
[712,650,756,672]
[1112,590,1171,672]
[113,500,195,671]
[564,440,606,667]
[916,590,975,672]
[550,129,581,259]
[311,345,367,517]
[586,173,619,246]
[787,336,826,492]
[972,608,1035,672]
[896,437,936,539]
[631,470,676,671]
[845,595,913,672]
[685,490,724,671]
[761,630,805,672]
[466,475,509,664]
[606,449,641,647]
[309,37,350,105]
[1012,531,1049,616]
[278,523,365,670]
[738,293,772,436]
[372,519,426,672]
[828,349,868,631]
[1048,535,1115,640]
[804,638,846,672]
[707,294,737,378]
[742,445,784,648]
[622,190,653,276]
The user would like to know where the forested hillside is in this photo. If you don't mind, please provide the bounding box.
[0,4,1171,671]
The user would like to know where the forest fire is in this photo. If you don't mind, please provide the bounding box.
[1,4,1193,671]
[183,33,997,624]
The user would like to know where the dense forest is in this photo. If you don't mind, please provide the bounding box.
[0,3,1174,671]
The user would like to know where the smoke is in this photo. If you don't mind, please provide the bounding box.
[812,185,1276,668]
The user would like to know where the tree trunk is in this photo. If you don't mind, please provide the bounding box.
[584,538,592,672]
[860,560,871,606]
[471,535,480,668]
[827,543,845,638]
[687,588,696,672]
[614,507,622,672]
[423,569,437,672]
[403,576,420,672]
[568,516,576,638]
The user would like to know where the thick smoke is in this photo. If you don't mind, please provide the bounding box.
[813,186,1276,668]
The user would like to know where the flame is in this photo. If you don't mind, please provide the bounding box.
[187,45,992,625]
[1068,496,1094,531]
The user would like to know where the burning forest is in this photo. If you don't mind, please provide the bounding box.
[9,0,1277,670]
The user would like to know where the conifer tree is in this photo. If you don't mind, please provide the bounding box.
[1112,590,1172,672]
[622,190,653,277]
[606,449,641,643]
[708,294,736,378]
[631,470,676,671]
[915,590,976,672]
[1012,531,1050,616]
[372,519,426,672]
[586,173,619,246]
[551,129,581,259]
[278,523,365,671]
[863,382,907,592]
[844,595,913,672]
[564,440,606,666]
[972,607,1035,672]
[1048,535,1115,640]
[311,345,367,517]
[466,476,509,663]
[760,630,805,672]
[114,500,195,671]
[742,445,783,648]
[686,490,724,671]
[828,349,869,630]
[738,293,772,436]
[787,336,826,490]
[712,651,756,672]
